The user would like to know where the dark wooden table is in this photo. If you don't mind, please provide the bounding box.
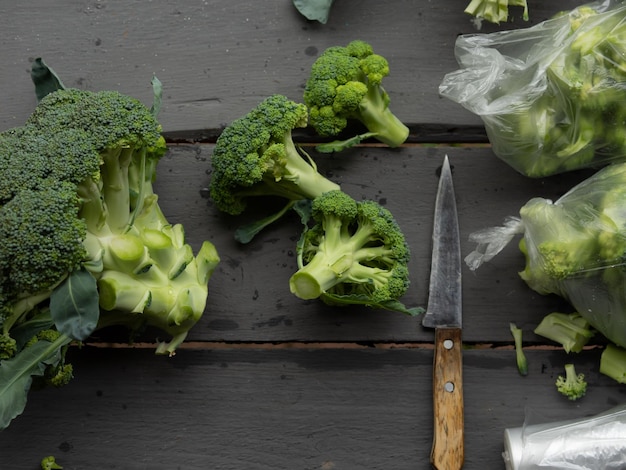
[1,1,625,469]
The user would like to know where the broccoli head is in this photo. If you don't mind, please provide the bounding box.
[555,363,587,400]
[303,40,409,148]
[290,190,418,314]
[209,94,340,216]
[0,82,220,430]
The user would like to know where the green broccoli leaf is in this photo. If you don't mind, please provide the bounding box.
[0,335,71,429]
[320,292,424,316]
[150,75,163,119]
[293,0,334,24]
[315,132,379,153]
[234,200,298,244]
[49,268,99,341]
[30,58,65,101]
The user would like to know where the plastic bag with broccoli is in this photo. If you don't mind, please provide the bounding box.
[465,162,626,348]
[439,0,626,177]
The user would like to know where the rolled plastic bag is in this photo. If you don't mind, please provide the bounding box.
[439,0,626,177]
[466,162,626,348]
[503,404,626,469]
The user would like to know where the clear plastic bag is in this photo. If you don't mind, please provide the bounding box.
[503,404,626,469]
[466,162,626,348]
[440,0,626,177]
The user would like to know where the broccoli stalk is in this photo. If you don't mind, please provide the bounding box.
[534,312,594,353]
[304,40,409,148]
[600,344,626,384]
[290,190,420,315]
[509,323,528,376]
[555,363,587,400]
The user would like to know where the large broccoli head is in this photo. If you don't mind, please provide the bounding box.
[290,190,417,314]
[209,94,340,216]
[303,40,409,147]
[0,88,220,358]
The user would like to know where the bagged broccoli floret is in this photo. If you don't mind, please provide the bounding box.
[465,162,626,351]
[440,1,626,177]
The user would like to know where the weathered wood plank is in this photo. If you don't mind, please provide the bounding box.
[0,0,586,134]
[142,144,590,344]
[0,347,620,470]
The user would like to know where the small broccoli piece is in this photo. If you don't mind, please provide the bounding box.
[600,344,626,384]
[534,312,594,353]
[555,363,587,400]
[41,456,63,470]
[303,40,409,148]
[510,323,528,376]
[464,0,528,24]
[290,190,418,314]
[209,94,340,217]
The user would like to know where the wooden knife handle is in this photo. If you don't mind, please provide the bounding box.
[430,327,464,470]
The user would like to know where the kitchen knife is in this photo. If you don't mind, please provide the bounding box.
[422,155,464,470]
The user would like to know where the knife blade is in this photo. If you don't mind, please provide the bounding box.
[422,155,464,470]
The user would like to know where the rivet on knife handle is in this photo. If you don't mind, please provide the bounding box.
[431,327,464,469]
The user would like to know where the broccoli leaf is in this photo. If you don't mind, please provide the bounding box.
[150,75,163,119]
[0,335,71,429]
[234,200,298,244]
[49,268,99,341]
[315,132,379,153]
[320,292,424,316]
[293,0,334,24]
[30,58,65,101]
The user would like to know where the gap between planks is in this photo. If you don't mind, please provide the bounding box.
[81,340,600,352]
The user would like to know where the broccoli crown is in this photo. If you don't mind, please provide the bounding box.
[209,94,340,215]
[0,180,86,297]
[303,40,409,147]
[0,87,220,359]
[290,190,411,309]
[555,363,587,400]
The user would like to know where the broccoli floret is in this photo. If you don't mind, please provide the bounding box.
[555,363,587,400]
[0,69,220,430]
[209,94,340,217]
[600,343,626,384]
[303,40,409,148]
[41,455,63,470]
[534,312,594,353]
[464,0,528,24]
[509,323,528,376]
[290,190,418,314]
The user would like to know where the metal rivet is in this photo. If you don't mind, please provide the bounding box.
[445,382,455,393]
[443,339,454,350]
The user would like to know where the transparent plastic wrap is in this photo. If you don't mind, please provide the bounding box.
[503,404,626,469]
[439,0,626,177]
[466,162,626,348]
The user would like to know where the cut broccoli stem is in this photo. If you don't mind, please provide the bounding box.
[510,323,528,376]
[600,344,626,384]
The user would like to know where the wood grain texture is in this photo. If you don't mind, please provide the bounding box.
[430,328,464,470]
[0,346,622,470]
[0,0,588,134]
